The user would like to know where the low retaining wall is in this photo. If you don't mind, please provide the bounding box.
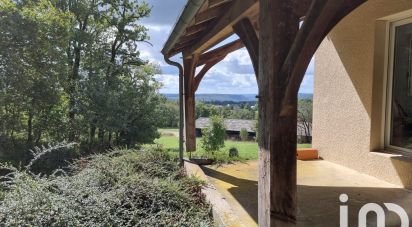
[184,160,246,227]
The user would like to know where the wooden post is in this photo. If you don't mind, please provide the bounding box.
[183,55,198,152]
[258,0,299,226]
[257,0,367,226]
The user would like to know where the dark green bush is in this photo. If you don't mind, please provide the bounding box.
[0,147,212,226]
[229,147,239,158]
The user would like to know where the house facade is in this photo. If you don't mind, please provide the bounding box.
[313,0,412,188]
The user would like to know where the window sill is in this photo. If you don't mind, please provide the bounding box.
[371,149,412,163]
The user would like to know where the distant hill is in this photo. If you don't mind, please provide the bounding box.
[162,93,313,102]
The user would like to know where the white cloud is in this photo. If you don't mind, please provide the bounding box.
[223,49,252,66]
[154,74,179,93]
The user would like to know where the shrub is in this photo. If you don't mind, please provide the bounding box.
[239,128,248,141]
[201,116,225,154]
[228,147,239,158]
[0,147,212,226]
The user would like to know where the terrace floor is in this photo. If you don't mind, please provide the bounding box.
[201,160,412,226]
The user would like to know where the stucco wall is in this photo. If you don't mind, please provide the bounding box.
[313,0,412,188]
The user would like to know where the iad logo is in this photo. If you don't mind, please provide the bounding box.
[339,194,409,227]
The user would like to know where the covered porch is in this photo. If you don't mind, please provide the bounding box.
[162,0,369,226]
[202,160,412,226]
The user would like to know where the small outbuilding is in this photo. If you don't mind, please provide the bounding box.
[195,117,312,142]
[195,117,256,140]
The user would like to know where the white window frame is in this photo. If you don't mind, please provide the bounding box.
[385,16,412,153]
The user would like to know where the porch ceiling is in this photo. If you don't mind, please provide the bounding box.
[162,0,259,57]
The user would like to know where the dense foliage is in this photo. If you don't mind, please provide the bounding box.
[298,99,312,143]
[196,102,256,120]
[0,147,212,226]
[0,0,164,162]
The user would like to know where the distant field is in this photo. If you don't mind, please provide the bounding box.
[155,129,311,160]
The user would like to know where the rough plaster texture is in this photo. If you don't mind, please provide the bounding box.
[313,0,412,188]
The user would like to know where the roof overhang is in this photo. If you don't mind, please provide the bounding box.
[162,0,259,58]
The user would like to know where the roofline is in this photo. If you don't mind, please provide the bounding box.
[161,0,206,57]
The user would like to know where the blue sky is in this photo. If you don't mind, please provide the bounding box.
[139,0,314,94]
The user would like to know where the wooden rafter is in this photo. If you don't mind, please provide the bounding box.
[171,41,197,55]
[233,18,259,79]
[209,0,232,8]
[197,39,244,66]
[188,0,259,55]
[177,33,204,45]
[185,21,212,36]
[195,2,231,24]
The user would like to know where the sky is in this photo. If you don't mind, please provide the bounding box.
[139,0,314,94]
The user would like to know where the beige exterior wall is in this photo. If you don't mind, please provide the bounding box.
[313,0,412,188]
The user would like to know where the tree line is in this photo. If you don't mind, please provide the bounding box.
[0,0,165,161]
[157,100,258,129]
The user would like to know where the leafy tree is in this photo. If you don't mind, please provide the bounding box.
[0,0,71,145]
[298,99,313,143]
[195,102,255,120]
[0,0,164,162]
[158,99,179,128]
[201,116,226,153]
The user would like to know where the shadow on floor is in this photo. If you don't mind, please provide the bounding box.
[202,166,412,227]
[202,166,259,223]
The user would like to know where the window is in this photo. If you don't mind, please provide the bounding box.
[386,17,412,152]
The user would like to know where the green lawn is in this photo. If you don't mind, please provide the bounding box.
[155,129,311,161]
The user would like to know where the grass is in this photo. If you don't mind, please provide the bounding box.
[155,128,311,161]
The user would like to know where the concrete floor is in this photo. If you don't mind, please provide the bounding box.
[202,160,412,227]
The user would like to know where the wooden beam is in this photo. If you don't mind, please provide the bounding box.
[178,33,204,44]
[209,0,232,8]
[183,55,199,152]
[197,39,244,66]
[281,0,367,112]
[195,3,230,24]
[185,21,211,36]
[233,18,259,79]
[194,57,224,91]
[258,0,300,226]
[188,0,259,55]
[256,0,367,226]
[295,0,313,17]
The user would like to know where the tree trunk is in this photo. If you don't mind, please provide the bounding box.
[68,44,81,142]
[35,129,42,146]
[27,111,33,144]
[98,128,105,146]
[108,132,112,147]
[89,123,96,150]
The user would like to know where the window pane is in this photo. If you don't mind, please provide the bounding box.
[390,22,412,149]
